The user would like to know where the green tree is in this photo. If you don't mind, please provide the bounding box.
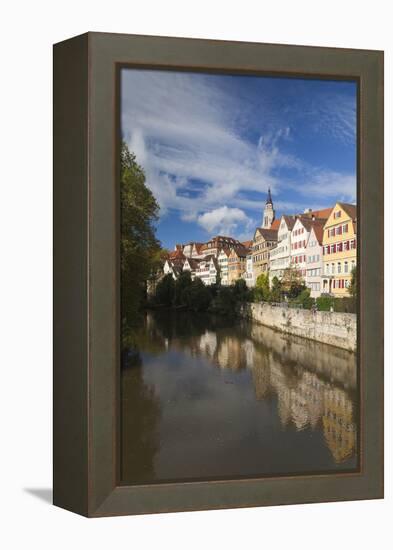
[316,294,334,311]
[281,267,305,299]
[233,278,248,299]
[269,276,282,302]
[174,271,193,306]
[182,278,212,312]
[121,142,161,331]
[209,286,237,317]
[348,266,357,299]
[295,288,315,310]
[255,273,270,301]
[155,274,175,306]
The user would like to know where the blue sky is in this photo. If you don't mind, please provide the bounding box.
[121,69,357,250]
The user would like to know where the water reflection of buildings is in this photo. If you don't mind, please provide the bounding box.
[139,319,357,463]
[142,312,358,465]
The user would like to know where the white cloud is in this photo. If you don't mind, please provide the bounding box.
[197,206,254,238]
[121,69,356,230]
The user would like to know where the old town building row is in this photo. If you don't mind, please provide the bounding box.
[163,191,357,297]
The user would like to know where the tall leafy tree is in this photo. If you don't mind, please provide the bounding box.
[121,142,161,334]
[255,273,270,301]
[281,267,305,298]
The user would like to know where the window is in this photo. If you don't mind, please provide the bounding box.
[344,261,348,273]
[343,223,348,233]
[337,242,343,253]
[326,264,329,274]
[337,262,341,273]
[331,263,335,274]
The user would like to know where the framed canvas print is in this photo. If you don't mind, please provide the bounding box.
[53,32,384,517]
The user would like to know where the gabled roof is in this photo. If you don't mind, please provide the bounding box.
[169,248,186,260]
[296,216,327,233]
[218,248,231,257]
[230,246,249,258]
[282,215,296,230]
[338,202,357,220]
[253,227,278,241]
[184,258,201,269]
[301,207,333,220]
[270,219,281,230]
[193,242,204,253]
[309,223,324,245]
[203,254,216,262]
[241,240,253,249]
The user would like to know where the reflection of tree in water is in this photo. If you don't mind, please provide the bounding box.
[121,351,161,484]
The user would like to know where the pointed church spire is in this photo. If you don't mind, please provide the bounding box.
[262,188,275,228]
[266,187,273,205]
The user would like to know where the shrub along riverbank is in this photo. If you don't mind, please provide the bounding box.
[150,268,356,316]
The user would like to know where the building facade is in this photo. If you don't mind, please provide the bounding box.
[305,225,324,298]
[242,252,255,288]
[228,246,249,285]
[321,203,357,296]
[269,216,296,281]
[194,255,219,285]
[182,257,201,280]
[252,227,278,280]
[291,217,326,279]
[200,235,241,258]
[217,248,230,286]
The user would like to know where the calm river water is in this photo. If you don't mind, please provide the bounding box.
[121,310,358,484]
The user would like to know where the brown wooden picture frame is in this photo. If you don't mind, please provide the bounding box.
[53,32,384,517]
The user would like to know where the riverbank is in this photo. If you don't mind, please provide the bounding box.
[238,302,356,352]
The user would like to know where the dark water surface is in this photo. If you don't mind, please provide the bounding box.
[121,310,358,484]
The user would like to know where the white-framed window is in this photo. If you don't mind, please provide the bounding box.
[331,263,335,274]
[344,261,348,273]
[337,262,341,274]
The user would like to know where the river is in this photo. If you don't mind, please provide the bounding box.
[121,310,358,485]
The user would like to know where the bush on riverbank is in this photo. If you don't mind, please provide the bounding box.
[293,288,315,310]
[316,294,356,313]
[153,275,255,315]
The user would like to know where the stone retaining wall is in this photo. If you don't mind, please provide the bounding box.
[239,302,356,352]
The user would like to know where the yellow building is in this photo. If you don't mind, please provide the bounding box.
[321,203,357,296]
[252,225,279,279]
[228,246,249,285]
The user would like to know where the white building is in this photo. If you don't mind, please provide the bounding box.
[195,255,219,285]
[242,252,255,288]
[217,249,230,285]
[163,259,183,280]
[182,257,201,280]
[305,224,324,297]
[269,216,296,281]
[291,217,326,279]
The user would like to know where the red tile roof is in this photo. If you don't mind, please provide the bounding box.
[169,249,186,260]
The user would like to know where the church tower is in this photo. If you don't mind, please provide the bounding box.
[262,188,275,228]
